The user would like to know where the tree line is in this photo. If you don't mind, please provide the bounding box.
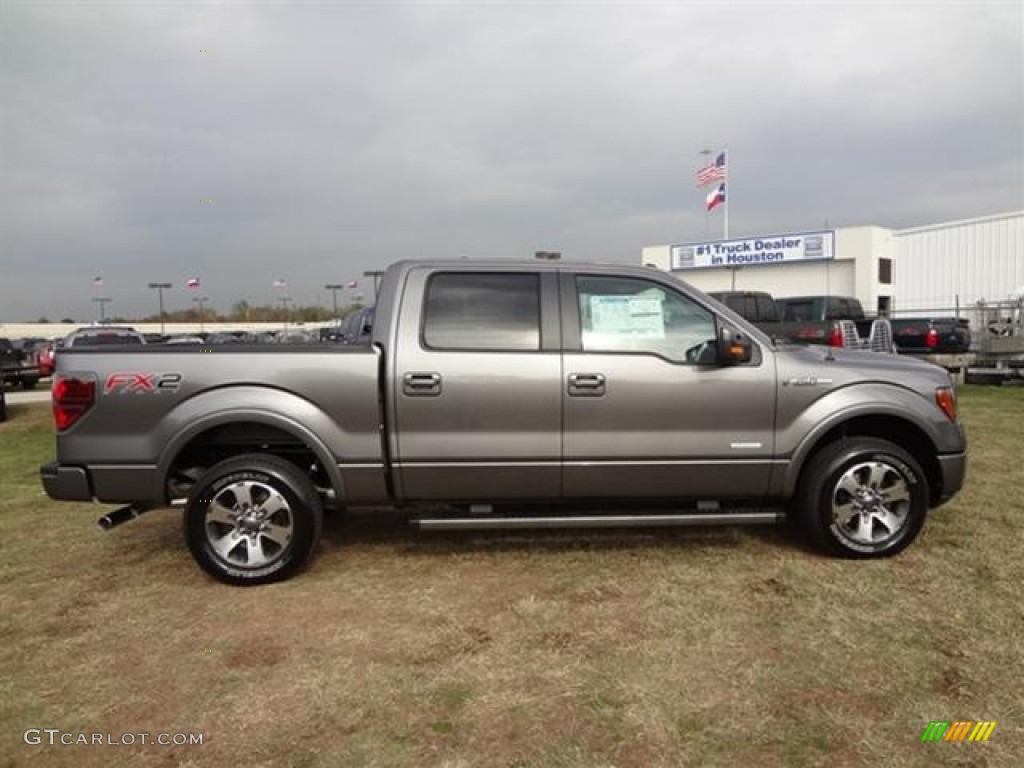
[36,300,365,325]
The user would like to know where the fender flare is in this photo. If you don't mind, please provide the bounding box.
[154,399,347,503]
[780,389,941,498]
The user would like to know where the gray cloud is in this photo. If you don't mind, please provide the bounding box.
[2,0,1021,322]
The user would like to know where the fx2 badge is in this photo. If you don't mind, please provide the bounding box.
[104,372,183,395]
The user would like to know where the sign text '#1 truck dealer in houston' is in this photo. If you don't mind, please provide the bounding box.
[671,230,834,270]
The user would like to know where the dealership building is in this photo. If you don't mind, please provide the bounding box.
[641,210,1023,320]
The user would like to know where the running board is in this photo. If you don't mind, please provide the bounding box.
[411,511,785,531]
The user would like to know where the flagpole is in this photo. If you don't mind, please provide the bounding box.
[723,146,729,240]
[724,147,733,289]
[699,148,712,240]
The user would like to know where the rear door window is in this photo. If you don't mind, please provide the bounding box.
[423,273,541,351]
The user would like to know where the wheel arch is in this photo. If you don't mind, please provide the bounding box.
[156,409,345,504]
[786,413,943,506]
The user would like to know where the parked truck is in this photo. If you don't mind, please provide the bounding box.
[41,261,967,585]
[890,317,972,355]
[707,292,878,347]
[1,337,41,390]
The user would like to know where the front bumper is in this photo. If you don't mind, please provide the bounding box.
[934,451,967,507]
[40,461,92,501]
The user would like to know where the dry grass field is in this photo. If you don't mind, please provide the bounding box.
[1,387,1022,767]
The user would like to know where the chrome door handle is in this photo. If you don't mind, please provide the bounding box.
[403,372,442,396]
[568,373,606,396]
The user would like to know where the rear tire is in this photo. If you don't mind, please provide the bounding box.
[797,438,928,558]
[185,453,323,585]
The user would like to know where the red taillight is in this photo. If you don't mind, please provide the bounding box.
[827,323,844,347]
[52,375,96,431]
[796,325,826,340]
[925,328,938,349]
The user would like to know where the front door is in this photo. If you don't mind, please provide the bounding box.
[561,272,777,501]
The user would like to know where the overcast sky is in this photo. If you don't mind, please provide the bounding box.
[2,0,1022,322]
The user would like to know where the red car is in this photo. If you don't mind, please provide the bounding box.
[37,342,57,378]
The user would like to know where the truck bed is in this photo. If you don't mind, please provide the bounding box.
[51,344,386,504]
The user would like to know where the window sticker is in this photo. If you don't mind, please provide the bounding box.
[588,295,665,339]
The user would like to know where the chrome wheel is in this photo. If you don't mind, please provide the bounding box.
[798,437,928,559]
[829,460,911,547]
[186,454,323,585]
[204,480,294,569]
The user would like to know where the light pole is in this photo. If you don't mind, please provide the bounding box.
[363,270,384,298]
[92,297,112,324]
[192,296,208,333]
[279,296,291,333]
[324,283,343,324]
[148,282,172,334]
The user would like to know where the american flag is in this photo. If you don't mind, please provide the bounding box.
[92,276,103,287]
[272,278,287,289]
[186,277,200,288]
[346,280,358,289]
[696,151,727,188]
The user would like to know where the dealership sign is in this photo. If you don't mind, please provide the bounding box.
[670,230,834,270]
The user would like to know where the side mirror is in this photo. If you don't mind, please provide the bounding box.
[717,324,752,364]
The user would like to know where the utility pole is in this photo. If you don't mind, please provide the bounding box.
[192,296,208,333]
[324,283,343,324]
[363,270,384,298]
[92,297,112,324]
[148,282,172,334]
[279,296,291,333]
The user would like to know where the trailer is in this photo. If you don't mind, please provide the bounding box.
[965,298,1024,385]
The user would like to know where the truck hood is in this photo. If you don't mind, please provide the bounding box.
[775,344,954,394]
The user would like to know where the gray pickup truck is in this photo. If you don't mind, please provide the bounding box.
[41,260,967,585]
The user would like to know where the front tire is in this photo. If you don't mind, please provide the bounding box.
[185,454,323,585]
[797,438,928,558]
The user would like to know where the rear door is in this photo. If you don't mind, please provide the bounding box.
[561,271,777,500]
[392,267,562,501]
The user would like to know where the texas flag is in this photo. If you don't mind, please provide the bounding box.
[705,183,726,211]
[186,277,201,288]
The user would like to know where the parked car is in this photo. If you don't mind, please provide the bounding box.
[277,330,313,345]
[253,331,279,344]
[206,332,240,344]
[1,337,41,389]
[37,341,59,377]
[165,335,206,345]
[41,260,966,585]
[891,318,972,354]
[707,291,780,325]
[318,326,345,343]
[64,327,146,347]
[340,306,374,346]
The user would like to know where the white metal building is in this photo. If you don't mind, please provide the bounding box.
[641,210,1023,318]
[892,211,1023,313]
